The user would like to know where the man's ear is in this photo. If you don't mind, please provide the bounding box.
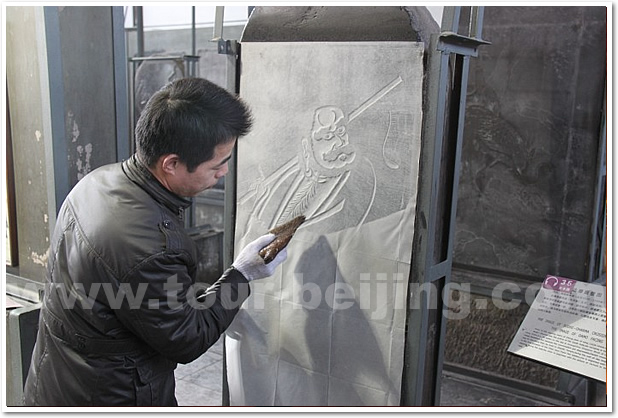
[159,154,181,175]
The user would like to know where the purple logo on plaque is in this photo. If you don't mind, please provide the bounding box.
[543,275,577,293]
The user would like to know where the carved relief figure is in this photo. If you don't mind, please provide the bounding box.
[240,76,404,233]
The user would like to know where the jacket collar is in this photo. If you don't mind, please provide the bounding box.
[122,154,192,218]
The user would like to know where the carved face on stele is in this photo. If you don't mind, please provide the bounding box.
[157,139,236,198]
[309,106,356,171]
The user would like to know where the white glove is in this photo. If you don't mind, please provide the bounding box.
[232,233,288,281]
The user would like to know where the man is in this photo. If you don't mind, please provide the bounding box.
[23,77,287,406]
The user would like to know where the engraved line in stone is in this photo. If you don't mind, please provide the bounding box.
[311,170,350,220]
[348,75,403,123]
[245,75,404,231]
[304,200,345,228]
[275,174,316,227]
[240,158,297,205]
[382,111,400,170]
[357,157,377,229]
[258,163,300,221]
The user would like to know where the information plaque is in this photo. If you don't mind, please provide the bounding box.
[508,276,606,382]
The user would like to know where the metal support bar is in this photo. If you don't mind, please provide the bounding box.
[217,39,238,56]
[441,6,461,33]
[432,50,470,406]
[586,83,607,282]
[191,6,196,56]
[213,6,224,40]
[43,7,70,215]
[470,6,485,38]
[437,32,490,56]
[134,6,144,58]
[221,139,238,407]
[112,6,130,162]
[217,5,242,404]
[400,6,489,406]
[212,6,239,56]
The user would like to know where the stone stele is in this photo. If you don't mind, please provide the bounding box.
[226,41,424,406]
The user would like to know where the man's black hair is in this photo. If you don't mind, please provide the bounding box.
[135,77,253,172]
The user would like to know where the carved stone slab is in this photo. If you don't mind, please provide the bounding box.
[226,41,424,406]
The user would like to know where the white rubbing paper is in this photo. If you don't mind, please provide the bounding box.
[226,42,424,406]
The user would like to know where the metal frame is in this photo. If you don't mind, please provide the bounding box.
[127,54,200,155]
[126,6,200,148]
[218,5,488,407]
[586,84,607,283]
[222,135,236,407]
[220,5,488,407]
[212,5,243,406]
[112,6,131,162]
[212,6,238,56]
[555,81,607,406]
[216,2,241,277]
[126,6,201,227]
[43,6,70,215]
[6,89,19,266]
[400,6,489,406]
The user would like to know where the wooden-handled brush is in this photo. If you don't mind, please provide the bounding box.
[259,215,306,263]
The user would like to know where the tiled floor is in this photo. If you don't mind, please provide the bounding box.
[175,337,224,406]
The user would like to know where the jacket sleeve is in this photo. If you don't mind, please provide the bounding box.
[113,251,251,364]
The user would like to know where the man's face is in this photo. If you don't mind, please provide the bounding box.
[168,140,236,197]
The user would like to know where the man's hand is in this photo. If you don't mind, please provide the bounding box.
[232,234,288,281]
